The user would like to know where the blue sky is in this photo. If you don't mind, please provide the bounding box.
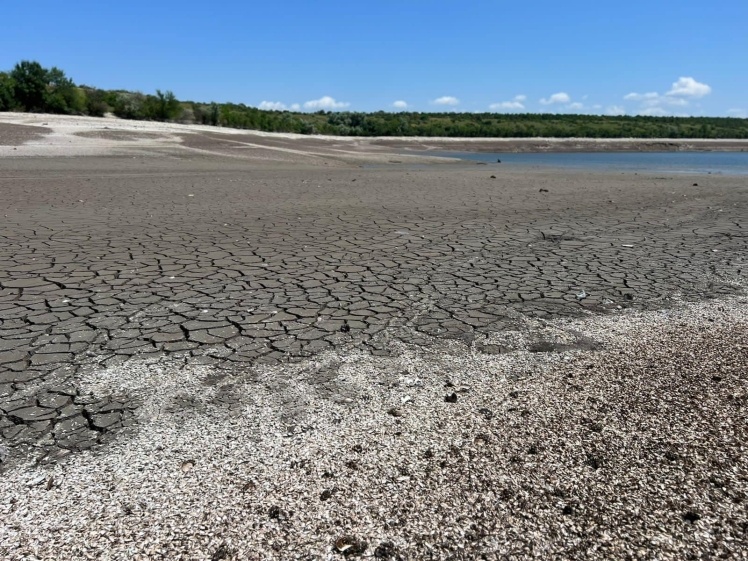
[2,1,746,117]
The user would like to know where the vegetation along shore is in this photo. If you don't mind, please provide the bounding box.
[2,60,747,139]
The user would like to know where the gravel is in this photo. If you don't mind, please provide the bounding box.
[1,295,747,560]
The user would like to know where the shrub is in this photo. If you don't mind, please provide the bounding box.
[82,87,109,117]
[10,60,47,111]
[0,72,15,111]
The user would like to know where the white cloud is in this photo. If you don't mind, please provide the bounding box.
[567,102,584,111]
[623,77,712,116]
[489,101,524,111]
[392,100,408,109]
[540,92,570,105]
[727,108,747,118]
[290,103,301,111]
[606,105,626,115]
[667,77,711,98]
[637,95,689,108]
[258,101,287,110]
[433,96,460,106]
[489,94,526,111]
[624,92,659,101]
[303,96,350,110]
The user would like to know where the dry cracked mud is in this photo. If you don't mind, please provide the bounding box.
[1,152,745,468]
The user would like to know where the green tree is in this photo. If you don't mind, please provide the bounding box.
[111,91,147,119]
[45,67,84,114]
[153,89,181,120]
[209,103,219,126]
[7,61,83,114]
[0,72,15,111]
[82,87,110,117]
[10,60,48,111]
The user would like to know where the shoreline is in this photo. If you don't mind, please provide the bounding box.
[1,113,747,161]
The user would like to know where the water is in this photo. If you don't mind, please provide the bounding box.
[429,151,748,175]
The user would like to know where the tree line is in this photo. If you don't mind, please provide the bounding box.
[2,60,747,139]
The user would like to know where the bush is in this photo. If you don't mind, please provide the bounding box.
[0,72,15,111]
[10,60,48,111]
[111,91,147,119]
[6,61,83,114]
[82,88,109,117]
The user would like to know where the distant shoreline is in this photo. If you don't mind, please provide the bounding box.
[1,112,747,160]
[374,137,748,153]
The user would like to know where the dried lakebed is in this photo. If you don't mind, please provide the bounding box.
[0,154,746,559]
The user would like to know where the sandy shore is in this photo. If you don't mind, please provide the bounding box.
[2,112,747,161]
[0,114,747,560]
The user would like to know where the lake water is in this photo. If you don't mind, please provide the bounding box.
[429,151,748,175]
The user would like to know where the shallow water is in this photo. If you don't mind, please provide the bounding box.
[428,150,748,175]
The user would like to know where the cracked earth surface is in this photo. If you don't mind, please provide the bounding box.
[0,156,746,467]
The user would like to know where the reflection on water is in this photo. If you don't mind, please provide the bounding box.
[425,151,748,175]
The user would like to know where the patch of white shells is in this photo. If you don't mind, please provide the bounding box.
[2,294,747,560]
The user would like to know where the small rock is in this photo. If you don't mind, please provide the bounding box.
[586,454,602,470]
[320,488,336,501]
[683,511,701,523]
[444,393,458,403]
[180,460,194,473]
[387,407,403,417]
[240,480,256,492]
[268,505,282,519]
[27,474,46,487]
[589,422,604,433]
[334,536,367,556]
[211,543,231,561]
[374,541,404,560]
[539,188,549,193]
[576,290,587,300]
[478,407,494,419]
[490,175,496,179]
